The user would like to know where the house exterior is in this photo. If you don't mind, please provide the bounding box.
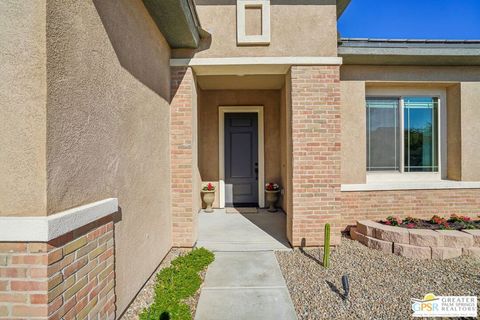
[1,0,479,319]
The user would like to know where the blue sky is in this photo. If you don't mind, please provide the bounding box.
[338,0,480,39]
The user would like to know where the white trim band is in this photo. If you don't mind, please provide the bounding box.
[170,56,343,67]
[341,181,480,192]
[0,198,118,242]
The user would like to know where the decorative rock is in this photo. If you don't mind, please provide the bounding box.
[409,229,443,247]
[364,236,393,254]
[351,228,367,245]
[349,227,359,241]
[436,230,474,248]
[431,247,462,260]
[356,220,380,237]
[375,225,410,244]
[393,243,431,259]
[462,247,480,258]
[461,230,480,247]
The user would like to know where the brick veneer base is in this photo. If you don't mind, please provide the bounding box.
[0,216,115,319]
[341,188,480,229]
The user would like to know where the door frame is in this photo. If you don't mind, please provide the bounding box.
[219,106,265,208]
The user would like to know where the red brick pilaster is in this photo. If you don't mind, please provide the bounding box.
[170,67,197,247]
[290,65,342,247]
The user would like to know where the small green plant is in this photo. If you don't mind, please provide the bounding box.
[140,248,215,320]
[323,223,330,268]
[385,216,402,226]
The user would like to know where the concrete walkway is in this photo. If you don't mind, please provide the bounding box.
[195,210,297,320]
[196,209,291,251]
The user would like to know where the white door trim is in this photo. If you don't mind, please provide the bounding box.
[219,106,265,208]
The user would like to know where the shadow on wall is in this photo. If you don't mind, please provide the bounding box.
[92,0,171,101]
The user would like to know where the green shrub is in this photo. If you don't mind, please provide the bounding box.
[171,247,214,273]
[140,248,215,320]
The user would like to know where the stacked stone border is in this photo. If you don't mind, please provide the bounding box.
[350,220,480,260]
[0,216,115,319]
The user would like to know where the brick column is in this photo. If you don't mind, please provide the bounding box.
[290,65,342,247]
[170,67,197,247]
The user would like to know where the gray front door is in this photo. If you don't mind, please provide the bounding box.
[224,113,259,207]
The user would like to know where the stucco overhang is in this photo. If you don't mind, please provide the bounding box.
[339,38,480,66]
[143,0,205,48]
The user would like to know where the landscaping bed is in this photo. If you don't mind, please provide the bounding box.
[351,219,480,260]
[121,248,214,320]
[380,214,480,230]
[275,237,480,319]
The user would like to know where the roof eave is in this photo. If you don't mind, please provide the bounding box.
[339,49,480,66]
[143,0,206,49]
[337,0,351,20]
[338,39,480,66]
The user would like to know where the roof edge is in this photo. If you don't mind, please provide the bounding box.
[337,0,351,19]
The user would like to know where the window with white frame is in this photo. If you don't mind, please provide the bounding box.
[366,96,439,173]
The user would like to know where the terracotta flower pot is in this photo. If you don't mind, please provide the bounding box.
[265,190,280,212]
[202,190,215,213]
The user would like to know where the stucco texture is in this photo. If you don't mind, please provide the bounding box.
[174,1,338,58]
[341,65,480,82]
[280,71,293,244]
[198,89,282,187]
[340,81,366,184]
[446,84,461,180]
[46,0,171,314]
[0,0,47,216]
[460,82,480,181]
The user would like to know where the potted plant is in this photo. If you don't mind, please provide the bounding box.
[265,183,280,212]
[201,183,216,213]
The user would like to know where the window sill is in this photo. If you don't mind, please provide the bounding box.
[341,180,480,192]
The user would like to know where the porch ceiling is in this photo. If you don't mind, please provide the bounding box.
[197,74,285,90]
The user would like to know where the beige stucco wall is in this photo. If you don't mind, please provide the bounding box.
[280,70,293,244]
[460,82,480,181]
[198,89,282,188]
[341,65,480,82]
[0,1,47,216]
[174,1,338,58]
[340,81,366,184]
[446,84,461,180]
[193,79,202,232]
[46,0,172,314]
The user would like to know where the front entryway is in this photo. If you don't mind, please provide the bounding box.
[224,112,259,207]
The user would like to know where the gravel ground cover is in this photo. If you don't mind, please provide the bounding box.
[276,237,480,319]
[121,248,206,320]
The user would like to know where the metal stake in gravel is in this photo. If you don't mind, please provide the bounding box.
[342,274,350,300]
